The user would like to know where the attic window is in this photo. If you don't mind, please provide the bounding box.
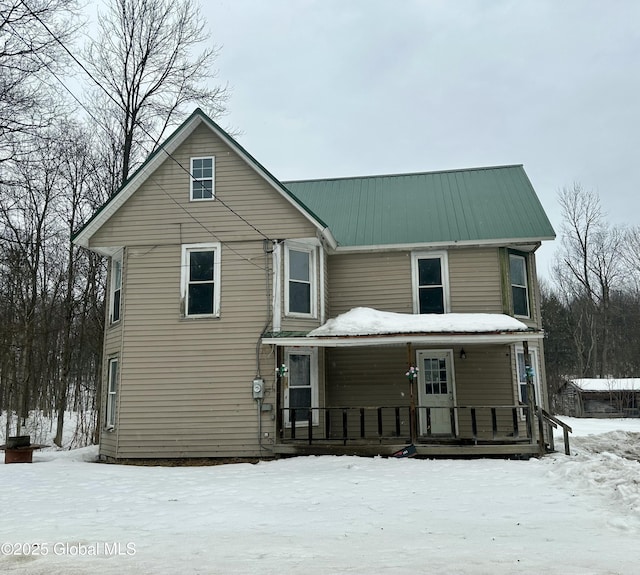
[191,157,215,200]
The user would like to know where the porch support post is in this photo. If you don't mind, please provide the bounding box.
[523,340,542,452]
[407,342,417,443]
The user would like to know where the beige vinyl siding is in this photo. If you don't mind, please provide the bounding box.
[448,248,503,313]
[328,247,505,317]
[99,258,127,457]
[328,252,412,315]
[89,122,323,458]
[113,240,276,457]
[452,344,517,437]
[90,123,318,249]
[325,346,410,438]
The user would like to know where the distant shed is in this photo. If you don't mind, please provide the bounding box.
[558,378,640,418]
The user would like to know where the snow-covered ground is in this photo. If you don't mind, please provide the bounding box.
[1,417,639,575]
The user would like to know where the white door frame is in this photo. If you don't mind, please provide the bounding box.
[515,345,541,416]
[284,347,319,427]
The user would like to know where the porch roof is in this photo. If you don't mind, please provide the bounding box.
[262,308,543,347]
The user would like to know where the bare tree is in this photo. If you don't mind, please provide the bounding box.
[84,0,229,186]
[0,118,105,445]
[553,184,625,377]
[0,0,79,163]
[623,226,640,293]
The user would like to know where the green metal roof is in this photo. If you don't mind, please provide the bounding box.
[284,165,555,247]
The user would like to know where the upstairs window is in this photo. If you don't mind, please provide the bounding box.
[509,253,530,317]
[412,252,449,314]
[181,243,221,317]
[190,157,215,200]
[109,255,122,324]
[285,244,317,317]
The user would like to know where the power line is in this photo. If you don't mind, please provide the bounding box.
[19,0,272,243]
[10,3,270,271]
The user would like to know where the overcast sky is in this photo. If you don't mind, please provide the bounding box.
[200,1,639,276]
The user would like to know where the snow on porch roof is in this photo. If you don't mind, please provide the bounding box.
[262,307,543,347]
[309,307,529,336]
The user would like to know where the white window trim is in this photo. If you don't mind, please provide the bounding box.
[180,242,222,318]
[284,347,319,427]
[106,357,119,430]
[515,346,541,417]
[272,241,282,332]
[509,253,530,318]
[411,251,450,314]
[190,156,215,201]
[109,251,123,324]
[284,241,318,319]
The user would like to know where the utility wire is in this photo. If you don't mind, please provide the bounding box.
[11,4,270,271]
[19,0,272,244]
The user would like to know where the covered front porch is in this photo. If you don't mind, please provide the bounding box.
[263,308,568,458]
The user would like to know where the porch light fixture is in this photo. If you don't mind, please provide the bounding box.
[460,348,466,360]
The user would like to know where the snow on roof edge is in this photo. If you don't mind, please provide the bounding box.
[307,307,530,337]
[569,378,640,392]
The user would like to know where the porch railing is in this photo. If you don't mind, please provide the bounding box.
[280,405,534,446]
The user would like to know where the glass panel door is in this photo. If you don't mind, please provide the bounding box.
[417,350,455,435]
[284,349,318,426]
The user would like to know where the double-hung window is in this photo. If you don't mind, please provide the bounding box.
[109,255,122,324]
[106,358,119,429]
[285,243,316,317]
[181,243,221,317]
[412,252,449,314]
[190,157,215,200]
[509,252,530,317]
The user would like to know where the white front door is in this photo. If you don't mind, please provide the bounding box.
[417,350,455,435]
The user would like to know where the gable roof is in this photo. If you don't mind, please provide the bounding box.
[72,108,335,253]
[284,165,555,248]
[73,108,554,254]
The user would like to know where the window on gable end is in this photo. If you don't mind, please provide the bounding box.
[509,252,530,318]
[412,252,449,314]
[191,157,215,200]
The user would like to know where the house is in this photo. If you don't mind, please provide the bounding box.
[558,378,640,418]
[73,108,561,461]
